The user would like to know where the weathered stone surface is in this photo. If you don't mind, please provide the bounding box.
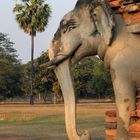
[136,110,140,117]
[130,110,137,117]
[123,12,140,25]
[108,1,140,34]
[106,122,117,129]
[129,119,140,138]
[106,136,114,140]
[135,120,140,124]
[105,129,117,137]
[137,88,140,96]
[127,23,140,33]
[129,132,140,138]
[129,122,140,132]
[125,4,140,13]
[105,110,117,118]
[136,104,140,110]
[109,0,140,14]
[105,114,117,122]
[109,1,120,8]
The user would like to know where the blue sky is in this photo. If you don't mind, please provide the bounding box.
[0,0,77,63]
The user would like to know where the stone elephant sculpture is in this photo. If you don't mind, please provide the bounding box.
[45,0,140,139]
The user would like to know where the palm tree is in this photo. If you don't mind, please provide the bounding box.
[13,0,51,104]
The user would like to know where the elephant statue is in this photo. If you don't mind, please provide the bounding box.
[45,0,140,139]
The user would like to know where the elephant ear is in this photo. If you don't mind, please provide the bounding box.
[93,0,115,45]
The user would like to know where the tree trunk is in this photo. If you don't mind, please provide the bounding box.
[53,93,57,104]
[38,93,41,102]
[30,34,34,105]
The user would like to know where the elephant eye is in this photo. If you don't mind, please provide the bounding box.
[62,26,76,34]
[61,19,78,34]
[63,28,67,34]
[68,27,74,32]
[93,11,97,18]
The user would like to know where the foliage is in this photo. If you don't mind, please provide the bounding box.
[72,57,96,98]
[52,81,62,104]
[92,58,114,99]
[34,51,61,102]
[72,56,114,99]
[13,0,51,36]
[34,52,55,92]
[0,33,23,100]
[23,52,114,101]
[21,51,62,103]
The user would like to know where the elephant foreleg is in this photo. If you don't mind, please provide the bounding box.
[111,70,136,140]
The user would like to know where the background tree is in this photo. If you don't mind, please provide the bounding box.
[92,58,114,99]
[0,33,23,100]
[34,51,60,103]
[13,0,51,104]
[21,63,31,98]
[22,54,114,103]
[72,57,96,99]
[72,56,114,100]
[21,51,62,103]
[52,81,62,104]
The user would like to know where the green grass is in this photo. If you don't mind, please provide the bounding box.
[0,117,67,140]
[0,104,115,140]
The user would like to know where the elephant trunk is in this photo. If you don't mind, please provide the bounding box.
[54,59,91,140]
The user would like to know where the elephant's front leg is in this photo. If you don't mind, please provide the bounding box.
[111,69,136,140]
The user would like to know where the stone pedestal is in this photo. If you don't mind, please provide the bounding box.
[105,110,117,140]
[105,88,140,140]
[129,88,140,140]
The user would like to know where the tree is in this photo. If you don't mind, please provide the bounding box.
[92,58,114,99]
[52,81,62,104]
[13,0,51,104]
[33,51,63,103]
[20,63,31,97]
[34,51,58,103]
[0,33,23,100]
[21,52,62,103]
[72,57,97,99]
[72,56,114,99]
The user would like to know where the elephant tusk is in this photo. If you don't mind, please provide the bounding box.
[40,60,56,69]
[40,53,72,69]
[54,59,91,140]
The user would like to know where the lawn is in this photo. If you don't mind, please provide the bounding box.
[0,103,115,140]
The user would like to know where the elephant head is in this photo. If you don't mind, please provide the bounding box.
[47,0,114,68]
[46,0,115,140]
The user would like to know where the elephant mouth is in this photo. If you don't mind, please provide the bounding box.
[43,43,82,69]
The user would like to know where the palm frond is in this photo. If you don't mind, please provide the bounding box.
[13,0,51,35]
